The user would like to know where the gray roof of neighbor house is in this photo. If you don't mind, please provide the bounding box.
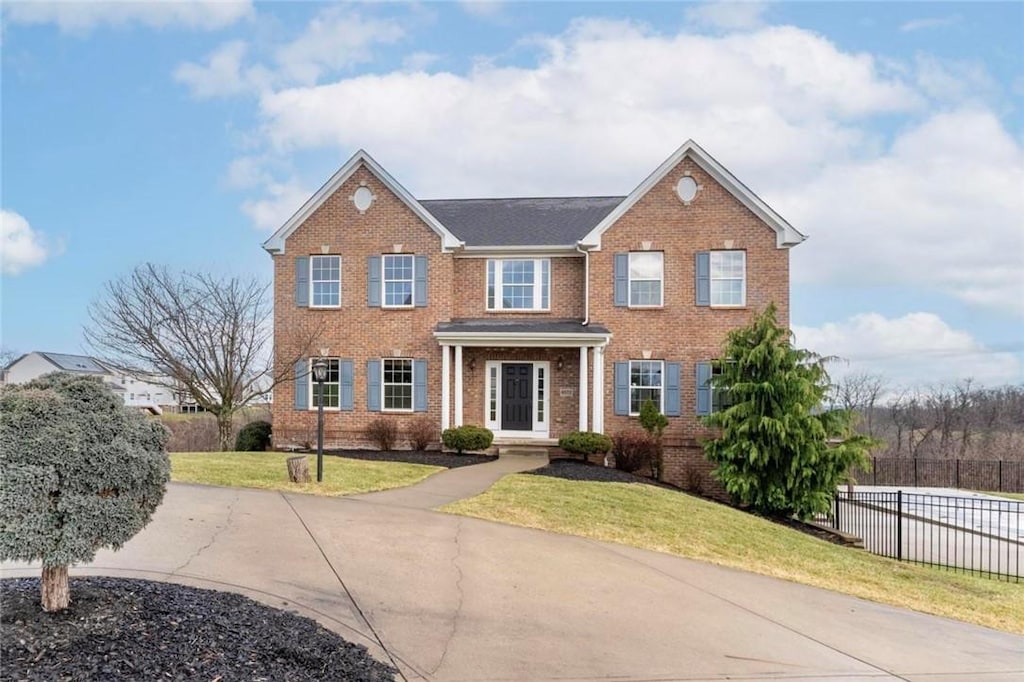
[435,318,611,335]
[420,197,625,247]
[38,352,110,374]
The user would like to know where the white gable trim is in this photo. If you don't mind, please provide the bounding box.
[262,150,464,255]
[578,140,807,250]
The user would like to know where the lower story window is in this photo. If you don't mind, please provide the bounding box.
[630,360,663,415]
[383,358,413,411]
[711,363,735,412]
[311,358,340,408]
[488,365,498,422]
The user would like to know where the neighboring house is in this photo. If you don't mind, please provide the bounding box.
[264,140,806,486]
[3,351,183,415]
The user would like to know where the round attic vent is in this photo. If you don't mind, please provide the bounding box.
[676,176,698,203]
[353,186,374,212]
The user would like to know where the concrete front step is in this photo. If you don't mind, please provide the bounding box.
[497,446,554,458]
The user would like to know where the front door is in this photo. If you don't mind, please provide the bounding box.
[501,363,533,431]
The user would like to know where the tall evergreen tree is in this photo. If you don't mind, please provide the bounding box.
[702,304,875,519]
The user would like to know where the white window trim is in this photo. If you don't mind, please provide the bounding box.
[382,357,414,413]
[627,252,664,308]
[483,360,550,438]
[307,357,341,411]
[710,250,746,308]
[628,359,664,416]
[382,254,415,309]
[309,255,341,309]
[486,259,551,312]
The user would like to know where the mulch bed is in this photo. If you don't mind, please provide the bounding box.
[0,577,396,682]
[323,448,497,468]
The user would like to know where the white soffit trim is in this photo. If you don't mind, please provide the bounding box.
[456,245,584,258]
[432,331,612,347]
[261,150,465,255]
[578,139,808,250]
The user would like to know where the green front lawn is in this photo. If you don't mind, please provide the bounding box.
[442,475,1024,635]
[170,451,443,497]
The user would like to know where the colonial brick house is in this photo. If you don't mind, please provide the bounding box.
[264,140,805,486]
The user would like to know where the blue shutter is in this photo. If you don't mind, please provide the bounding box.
[295,257,309,307]
[339,360,354,411]
[367,360,381,411]
[414,255,428,307]
[413,359,427,412]
[294,360,308,410]
[614,362,629,415]
[696,362,712,415]
[665,362,681,417]
[613,253,628,307]
[695,252,710,306]
[367,256,381,307]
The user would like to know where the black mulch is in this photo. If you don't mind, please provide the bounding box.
[0,577,396,682]
[323,449,497,468]
[526,457,680,490]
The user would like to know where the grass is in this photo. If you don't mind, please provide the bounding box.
[984,491,1024,502]
[170,451,443,497]
[442,475,1024,635]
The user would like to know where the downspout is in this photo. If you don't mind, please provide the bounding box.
[576,242,590,325]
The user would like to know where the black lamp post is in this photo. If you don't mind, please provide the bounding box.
[311,357,328,483]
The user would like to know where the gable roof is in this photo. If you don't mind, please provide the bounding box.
[37,352,110,374]
[420,197,623,247]
[579,139,807,250]
[262,150,464,255]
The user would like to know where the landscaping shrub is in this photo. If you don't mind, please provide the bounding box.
[558,431,613,456]
[234,420,272,451]
[611,430,658,474]
[365,417,399,451]
[442,425,494,454]
[0,373,171,612]
[407,416,437,451]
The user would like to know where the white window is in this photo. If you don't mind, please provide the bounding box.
[629,252,663,307]
[711,362,736,412]
[629,360,663,415]
[710,251,745,307]
[488,365,498,422]
[383,254,414,308]
[310,255,341,308]
[309,358,340,409]
[383,358,413,411]
[487,259,550,311]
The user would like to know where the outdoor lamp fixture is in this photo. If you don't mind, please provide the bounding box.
[311,357,329,483]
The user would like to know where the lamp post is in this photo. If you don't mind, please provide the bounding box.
[311,357,328,483]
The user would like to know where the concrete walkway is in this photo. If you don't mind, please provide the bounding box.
[4,464,1023,681]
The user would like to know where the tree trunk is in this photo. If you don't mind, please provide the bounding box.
[41,565,70,612]
[217,412,234,451]
[287,456,310,483]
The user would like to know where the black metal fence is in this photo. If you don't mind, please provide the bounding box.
[852,458,1023,492]
[818,491,1022,582]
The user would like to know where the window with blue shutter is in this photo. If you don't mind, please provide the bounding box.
[414,256,428,307]
[665,362,681,417]
[339,360,354,411]
[367,256,382,307]
[613,253,628,307]
[696,362,712,415]
[294,359,308,410]
[295,257,309,307]
[367,359,381,411]
[414,359,427,411]
[613,362,629,415]
[695,252,710,306]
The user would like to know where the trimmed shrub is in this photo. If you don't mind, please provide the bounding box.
[638,399,668,438]
[235,420,272,451]
[442,425,494,454]
[366,417,399,451]
[0,373,171,611]
[558,431,613,456]
[611,430,658,474]
[407,416,437,451]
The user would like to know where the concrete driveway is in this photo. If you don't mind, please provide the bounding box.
[4,465,1022,681]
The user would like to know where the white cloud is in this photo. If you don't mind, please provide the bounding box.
[900,16,961,33]
[402,51,440,72]
[3,0,252,34]
[174,41,270,99]
[459,2,505,19]
[0,210,53,275]
[241,180,311,231]
[794,313,1022,389]
[685,2,769,31]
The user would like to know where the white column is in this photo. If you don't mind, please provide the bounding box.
[441,345,451,432]
[592,344,605,434]
[578,346,588,432]
[454,345,464,427]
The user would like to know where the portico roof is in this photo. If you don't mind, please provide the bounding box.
[433,318,611,347]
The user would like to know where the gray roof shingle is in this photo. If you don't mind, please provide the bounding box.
[419,197,624,247]
[39,352,110,374]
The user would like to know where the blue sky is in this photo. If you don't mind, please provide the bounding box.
[2,1,1022,390]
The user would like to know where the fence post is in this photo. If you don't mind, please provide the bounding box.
[914,459,918,487]
[896,490,903,562]
[834,492,841,530]
[998,460,1003,492]
[872,457,877,486]
[955,459,960,489]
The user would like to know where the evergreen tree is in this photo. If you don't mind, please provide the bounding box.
[702,304,875,519]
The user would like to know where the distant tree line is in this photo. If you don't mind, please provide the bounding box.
[829,372,1024,461]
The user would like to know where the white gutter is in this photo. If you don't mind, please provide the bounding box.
[576,242,590,325]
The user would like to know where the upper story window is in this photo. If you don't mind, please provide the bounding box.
[629,252,663,307]
[310,255,341,308]
[383,358,413,411]
[487,259,550,311]
[383,254,414,308]
[309,358,340,409]
[710,250,745,307]
[629,360,663,415]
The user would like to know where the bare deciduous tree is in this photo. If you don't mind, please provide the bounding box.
[86,263,320,450]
